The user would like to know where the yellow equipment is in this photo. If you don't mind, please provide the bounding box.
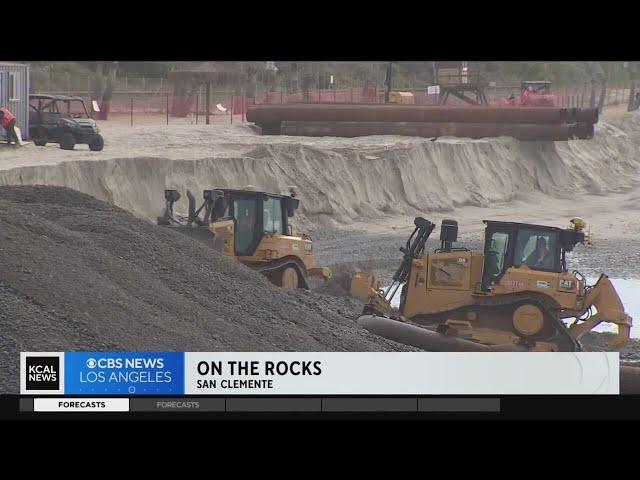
[388,91,415,105]
[158,187,331,290]
[350,272,381,301]
[357,217,632,352]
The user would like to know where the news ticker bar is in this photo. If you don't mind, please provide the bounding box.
[21,352,620,395]
[19,397,501,413]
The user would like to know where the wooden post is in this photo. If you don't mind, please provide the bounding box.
[590,63,597,108]
[597,69,607,114]
[205,82,211,125]
[628,63,637,112]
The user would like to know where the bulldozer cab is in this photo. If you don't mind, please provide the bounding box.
[227,191,296,256]
[481,221,569,290]
[158,188,300,257]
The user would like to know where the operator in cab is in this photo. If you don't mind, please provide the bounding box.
[525,236,552,269]
[236,204,256,252]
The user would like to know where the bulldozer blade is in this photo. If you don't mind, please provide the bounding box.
[308,266,332,281]
[168,225,218,249]
[350,272,380,301]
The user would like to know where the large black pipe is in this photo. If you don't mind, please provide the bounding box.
[360,315,640,392]
[357,315,527,352]
[572,107,599,123]
[620,364,640,394]
[248,104,598,126]
[281,121,593,141]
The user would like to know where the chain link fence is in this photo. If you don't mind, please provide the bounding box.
[30,71,639,126]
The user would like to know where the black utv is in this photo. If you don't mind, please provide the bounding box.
[29,94,104,151]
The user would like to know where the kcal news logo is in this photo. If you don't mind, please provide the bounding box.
[25,356,59,391]
[21,352,184,395]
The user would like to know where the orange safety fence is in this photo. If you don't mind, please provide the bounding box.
[57,83,632,125]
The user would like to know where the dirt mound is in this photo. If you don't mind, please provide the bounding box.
[0,186,410,393]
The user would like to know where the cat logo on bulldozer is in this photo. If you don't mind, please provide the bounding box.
[560,279,574,289]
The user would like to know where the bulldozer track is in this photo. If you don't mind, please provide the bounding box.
[411,292,581,352]
[253,258,309,290]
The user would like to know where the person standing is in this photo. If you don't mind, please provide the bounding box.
[0,107,20,146]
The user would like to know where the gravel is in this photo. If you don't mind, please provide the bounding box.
[0,185,412,394]
[1,185,637,394]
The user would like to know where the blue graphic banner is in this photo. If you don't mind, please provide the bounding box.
[64,352,184,395]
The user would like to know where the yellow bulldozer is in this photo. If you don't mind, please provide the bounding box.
[357,217,632,352]
[157,186,331,290]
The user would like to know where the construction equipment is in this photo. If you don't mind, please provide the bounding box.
[350,272,381,301]
[28,94,104,151]
[434,61,488,105]
[388,91,415,105]
[520,81,554,106]
[157,186,331,290]
[357,217,632,352]
[501,81,555,107]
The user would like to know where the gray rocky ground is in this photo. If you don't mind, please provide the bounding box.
[0,186,413,393]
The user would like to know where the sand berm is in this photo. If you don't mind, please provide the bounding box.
[0,114,638,229]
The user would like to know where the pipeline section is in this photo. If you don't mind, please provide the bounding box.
[247,104,599,140]
[281,121,594,141]
[357,315,527,352]
[359,315,640,392]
